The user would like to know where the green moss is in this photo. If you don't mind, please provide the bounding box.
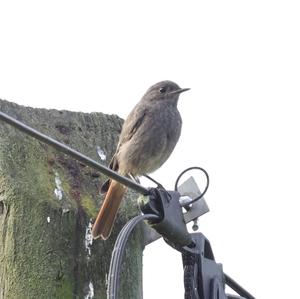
[0,99,144,299]
[81,195,98,218]
[54,278,74,299]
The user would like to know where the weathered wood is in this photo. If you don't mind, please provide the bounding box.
[0,99,144,299]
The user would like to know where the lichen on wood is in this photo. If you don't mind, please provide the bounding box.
[0,99,144,299]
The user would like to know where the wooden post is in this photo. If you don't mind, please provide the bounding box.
[0,99,144,299]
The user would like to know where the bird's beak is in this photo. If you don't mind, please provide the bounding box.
[169,88,190,95]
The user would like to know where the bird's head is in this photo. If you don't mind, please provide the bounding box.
[142,80,190,104]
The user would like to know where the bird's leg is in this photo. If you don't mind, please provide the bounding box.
[143,174,165,190]
[128,173,140,184]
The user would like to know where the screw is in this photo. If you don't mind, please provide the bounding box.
[192,218,199,231]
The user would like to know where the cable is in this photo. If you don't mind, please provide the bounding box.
[174,166,209,206]
[107,214,160,299]
[143,174,165,190]
[224,273,255,299]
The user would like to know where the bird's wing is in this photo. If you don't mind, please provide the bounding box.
[108,154,119,172]
[118,106,147,146]
[100,154,119,193]
[101,106,147,193]
[109,107,147,169]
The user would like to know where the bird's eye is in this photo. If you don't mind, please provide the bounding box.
[159,87,167,94]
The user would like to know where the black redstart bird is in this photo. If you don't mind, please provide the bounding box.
[92,80,189,240]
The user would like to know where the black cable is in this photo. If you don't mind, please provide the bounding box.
[107,214,160,299]
[143,174,165,190]
[224,273,255,299]
[174,166,209,206]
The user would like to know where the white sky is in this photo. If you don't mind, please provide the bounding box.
[1,1,300,298]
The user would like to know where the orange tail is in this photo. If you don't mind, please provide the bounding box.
[92,180,127,240]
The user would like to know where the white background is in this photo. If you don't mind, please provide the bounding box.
[1,1,300,298]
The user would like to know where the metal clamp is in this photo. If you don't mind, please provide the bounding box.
[139,188,193,248]
[141,176,209,246]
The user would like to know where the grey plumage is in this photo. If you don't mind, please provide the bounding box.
[93,80,189,239]
[117,81,184,174]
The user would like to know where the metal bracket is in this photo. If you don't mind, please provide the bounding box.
[178,176,209,223]
[142,176,209,246]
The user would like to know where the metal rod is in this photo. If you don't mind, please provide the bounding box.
[0,111,149,195]
[224,273,255,299]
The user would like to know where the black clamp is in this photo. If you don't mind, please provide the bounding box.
[140,188,193,248]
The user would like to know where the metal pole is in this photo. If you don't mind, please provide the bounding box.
[0,111,149,195]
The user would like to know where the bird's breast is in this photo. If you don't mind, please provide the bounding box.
[118,103,182,175]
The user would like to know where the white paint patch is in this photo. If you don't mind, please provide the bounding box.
[84,220,93,257]
[84,281,94,299]
[62,208,70,214]
[54,173,63,200]
[96,146,106,161]
[84,222,94,298]
[47,216,51,223]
